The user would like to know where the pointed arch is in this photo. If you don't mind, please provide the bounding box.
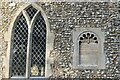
[9,13,28,77]
[5,3,54,78]
[30,12,46,77]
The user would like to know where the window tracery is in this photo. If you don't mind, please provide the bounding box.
[10,5,47,78]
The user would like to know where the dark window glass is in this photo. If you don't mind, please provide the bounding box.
[26,5,37,20]
[10,14,28,77]
[30,13,46,77]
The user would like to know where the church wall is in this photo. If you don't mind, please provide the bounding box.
[0,1,120,79]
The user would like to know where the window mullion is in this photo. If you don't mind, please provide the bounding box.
[22,10,31,79]
[25,26,31,79]
[23,9,40,79]
[29,11,40,78]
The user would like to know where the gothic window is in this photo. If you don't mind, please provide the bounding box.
[9,4,48,78]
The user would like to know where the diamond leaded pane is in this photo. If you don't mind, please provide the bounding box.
[10,14,28,77]
[26,6,37,20]
[30,13,46,77]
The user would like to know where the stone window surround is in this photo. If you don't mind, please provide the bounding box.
[3,3,54,78]
[72,27,106,69]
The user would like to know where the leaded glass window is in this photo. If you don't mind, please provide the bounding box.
[30,13,46,77]
[26,5,37,20]
[10,14,28,77]
[10,5,46,78]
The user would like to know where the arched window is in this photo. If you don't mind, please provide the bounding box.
[73,28,105,69]
[30,13,46,77]
[10,14,28,77]
[8,4,54,78]
[79,32,99,66]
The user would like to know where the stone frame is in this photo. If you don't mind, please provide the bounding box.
[72,27,105,69]
[4,3,54,78]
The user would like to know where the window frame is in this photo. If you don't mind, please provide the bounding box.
[72,27,105,69]
[4,3,54,79]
